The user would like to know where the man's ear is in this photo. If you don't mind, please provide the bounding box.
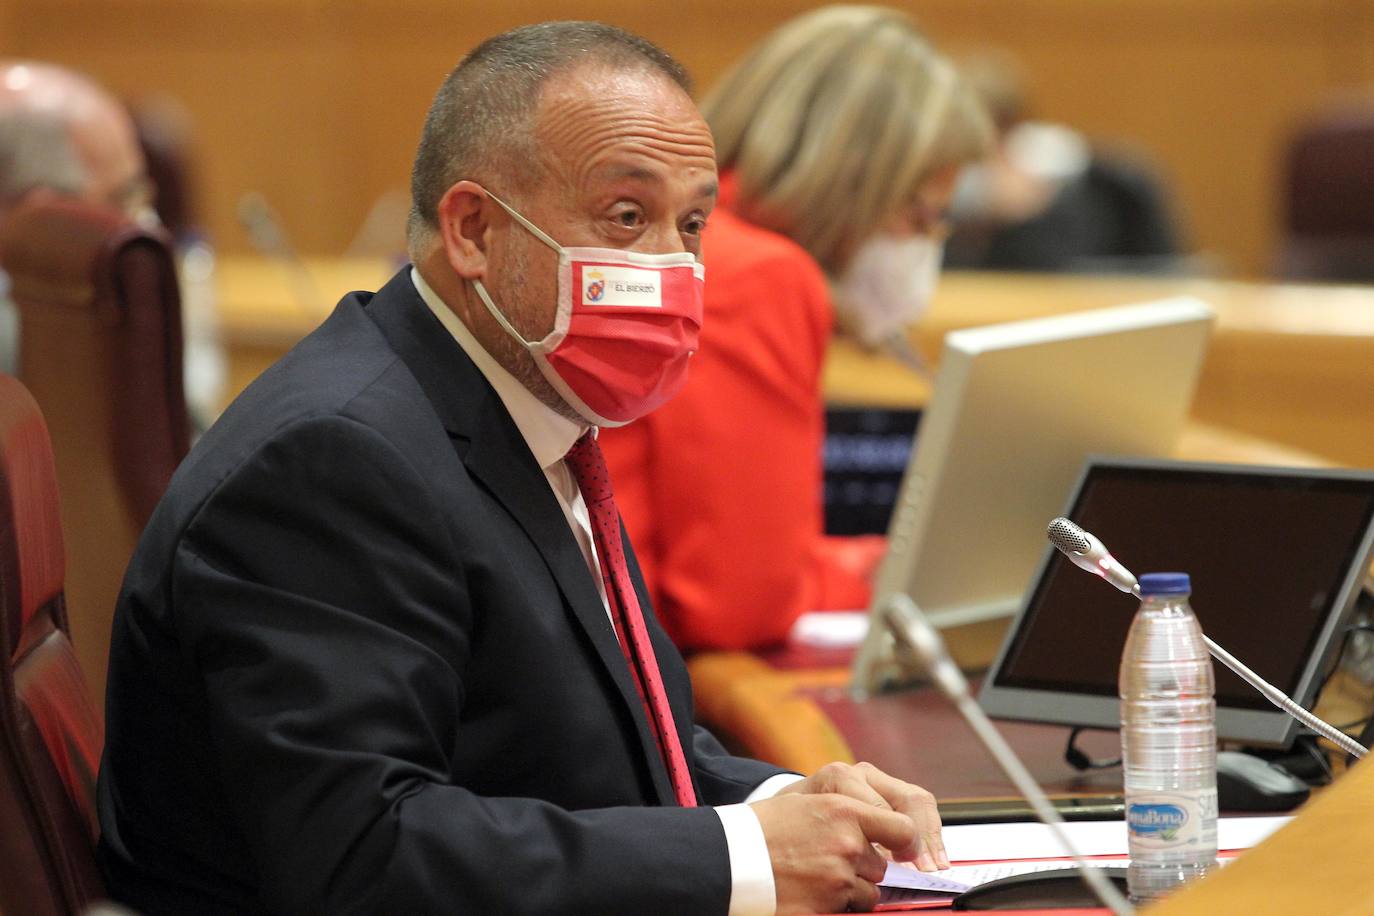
[436,180,494,281]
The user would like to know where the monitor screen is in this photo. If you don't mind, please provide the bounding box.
[823,407,922,536]
[980,457,1374,746]
[849,296,1213,689]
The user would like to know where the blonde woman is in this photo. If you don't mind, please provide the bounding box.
[601,6,992,651]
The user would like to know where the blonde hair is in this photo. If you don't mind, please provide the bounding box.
[704,5,993,273]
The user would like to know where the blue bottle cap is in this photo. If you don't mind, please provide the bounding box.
[1138,572,1191,595]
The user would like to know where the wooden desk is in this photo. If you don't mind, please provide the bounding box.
[214,255,393,411]
[1150,750,1374,914]
[216,260,1374,468]
[826,272,1374,469]
[806,679,1123,803]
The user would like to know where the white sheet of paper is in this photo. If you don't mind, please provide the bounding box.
[943,858,1122,885]
[880,861,971,893]
[880,852,1244,902]
[939,815,1291,863]
[788,610,870,647]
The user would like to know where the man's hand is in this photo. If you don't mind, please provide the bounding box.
[750,791,914,915]
[751,761,948,914]
[777,761,948,871]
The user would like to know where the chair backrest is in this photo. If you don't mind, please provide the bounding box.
[0,196,189,709]
[0,372,106,914]
[1277,104,1374,281]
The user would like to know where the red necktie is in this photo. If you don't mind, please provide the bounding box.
[564,433,697,807]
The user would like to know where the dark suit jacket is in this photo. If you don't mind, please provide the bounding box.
[96,270,787,915]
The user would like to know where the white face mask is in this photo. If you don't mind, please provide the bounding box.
[835,234,944,348]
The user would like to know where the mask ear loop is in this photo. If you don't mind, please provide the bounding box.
[483,188,565,254]
[469,184,567,350]
[471,277,537,349]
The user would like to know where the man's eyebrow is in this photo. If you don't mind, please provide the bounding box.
[597,164,662,184]
[596,164,719,202]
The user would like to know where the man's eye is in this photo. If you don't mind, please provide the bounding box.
[612,207,643,228]
[682,216,707,235]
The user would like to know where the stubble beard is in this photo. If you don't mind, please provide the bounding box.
[483,236,586,426]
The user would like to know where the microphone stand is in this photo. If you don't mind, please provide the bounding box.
[1126,583,1368,760]
[237,191,328,318]
[879,593,1135,916]
[1047,517,1368,760]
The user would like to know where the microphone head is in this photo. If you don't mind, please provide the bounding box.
[1046,517,1139,595]
[1047,517,1090,555]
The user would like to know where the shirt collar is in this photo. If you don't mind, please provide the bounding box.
[410,267,587,470]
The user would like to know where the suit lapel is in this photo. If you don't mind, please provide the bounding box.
[363,270,677,805]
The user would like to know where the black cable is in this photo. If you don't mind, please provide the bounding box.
[1301,736,1335,785]
[1064,726,1121,771]
[1311,622,1374,700]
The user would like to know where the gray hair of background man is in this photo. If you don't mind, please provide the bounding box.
[407,21,692,250]
[0,107,86,206]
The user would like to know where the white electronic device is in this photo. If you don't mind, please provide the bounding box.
[853,298,1214,696]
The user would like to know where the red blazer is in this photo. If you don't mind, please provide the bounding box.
[600,188,839,651]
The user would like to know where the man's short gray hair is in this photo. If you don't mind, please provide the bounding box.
[0,107,85,206]
[407,21,691,248]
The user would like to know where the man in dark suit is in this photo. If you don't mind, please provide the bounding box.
[98,22,946,915]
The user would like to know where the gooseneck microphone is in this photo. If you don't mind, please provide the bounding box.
[883,593,1134,916]
[237,191,327,317]
[1046,517,1138,594]
[1047,517,1368,759]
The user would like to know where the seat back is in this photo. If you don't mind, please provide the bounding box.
[0,196,189,708]
[0,372,106,914]
[1278,104,1374,281]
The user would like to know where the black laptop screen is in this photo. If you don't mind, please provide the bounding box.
[992,462,1374,711]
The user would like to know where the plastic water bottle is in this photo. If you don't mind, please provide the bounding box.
[1120,572,1217,904]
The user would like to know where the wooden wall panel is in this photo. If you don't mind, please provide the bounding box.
[3,0,1373,276]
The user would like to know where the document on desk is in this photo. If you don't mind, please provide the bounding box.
[940,815,1291,861]
[879,859,1123,908]
[876,816,1291,908]
[877,862,970,909]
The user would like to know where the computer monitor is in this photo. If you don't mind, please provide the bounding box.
[852,298,1214,693]
[979,457,1374,748]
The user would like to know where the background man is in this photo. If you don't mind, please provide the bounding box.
[98,22,945,915]
[0,61,153,374]
[0,61,225,421]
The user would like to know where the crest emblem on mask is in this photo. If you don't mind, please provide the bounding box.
[585,269,606,303]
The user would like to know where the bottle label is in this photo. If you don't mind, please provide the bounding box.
[1126,790,1216,850]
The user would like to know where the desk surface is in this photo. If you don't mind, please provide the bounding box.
[216,259,1374,466]
[805,679,1122,802]
[215,258,1374,349]
[823,271,1374,468]
[1151,750,1374,914]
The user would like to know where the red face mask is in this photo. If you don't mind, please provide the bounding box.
[473,190,705,427]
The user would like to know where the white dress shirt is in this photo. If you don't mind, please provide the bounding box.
[411,269,800,915]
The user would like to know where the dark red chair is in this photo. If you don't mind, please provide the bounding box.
[0,372,106,914]
[0,196,189,710]
[1276,102,1374,282]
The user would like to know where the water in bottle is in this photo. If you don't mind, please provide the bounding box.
[1120,572,1217,904]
